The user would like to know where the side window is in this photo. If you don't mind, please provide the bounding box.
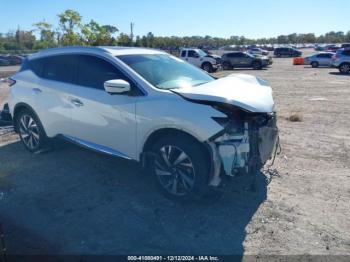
[29,58,45,77]
[227,53,236,58]
[42,55,76,83]
[180,50,186,57]
[342,50,350,56]
[187,50,197,58]
[77,55,128,90]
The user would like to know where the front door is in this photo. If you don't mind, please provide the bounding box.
[187,50,201,67]
[69,54,138,160]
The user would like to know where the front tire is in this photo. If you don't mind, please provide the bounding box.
[150,135,210,201]
[16,108,49,153]
[252,61,262,70]
[202,62,213,73]
[339,63,350,74]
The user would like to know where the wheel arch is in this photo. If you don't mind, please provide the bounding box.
[339,61,350,67]
[13,102,41,133]
[141,128,212,166]
[201,61,212,68]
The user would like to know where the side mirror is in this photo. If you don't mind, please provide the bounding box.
[104,79,131,94]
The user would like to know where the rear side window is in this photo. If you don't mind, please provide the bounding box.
[180,50,186,57]
[317,54,329,58]
[342,50,350,56]
[77,55,128,90]
[42,55,77,83]
[227,53,242,58]
[23,58,45,77]
[318,53,332,58]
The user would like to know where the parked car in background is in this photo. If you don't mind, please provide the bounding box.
[251,53,273,65]
[221,52,270,70]
[304,52,334,67]
[314,45,325,51]
[274,47,302,57]
[0,58,10,66]
[324,45,341,53]
[7,46,278,200]
[248,48,269,56]
[341,43,350,49]
[0,55,23,65]
[180,48,221,72]
[332,48,350,74]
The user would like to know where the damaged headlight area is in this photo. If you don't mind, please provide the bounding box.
[209,103,278,178]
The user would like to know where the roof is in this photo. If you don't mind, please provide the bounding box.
[29,46,165,60]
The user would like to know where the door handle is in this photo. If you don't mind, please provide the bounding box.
[70,98,84,107]
[32,88,42,94]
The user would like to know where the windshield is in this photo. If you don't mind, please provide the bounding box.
[118,54,214,89]
[196,49,208,57]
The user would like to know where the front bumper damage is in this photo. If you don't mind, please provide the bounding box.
[208,111,278,186]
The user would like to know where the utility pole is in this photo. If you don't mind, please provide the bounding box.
[130,22,134,42]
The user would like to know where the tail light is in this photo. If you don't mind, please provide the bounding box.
[7,77,16,87]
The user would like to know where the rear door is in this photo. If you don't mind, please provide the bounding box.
[180,50,187,62]
[29,55,76,137]
[69,54,138,159]
[318,53,332,66]
[241,53,253,67]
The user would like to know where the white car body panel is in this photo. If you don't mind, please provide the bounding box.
[135,92,225,159]
[68,84,138,159]
[173,74,274,113]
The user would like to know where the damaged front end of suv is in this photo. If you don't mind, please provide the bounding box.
[207,103,278,186]
[173,73,279,187]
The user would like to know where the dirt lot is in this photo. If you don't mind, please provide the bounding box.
[0,49,350,258]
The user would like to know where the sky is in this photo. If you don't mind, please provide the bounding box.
[0,0,349,39]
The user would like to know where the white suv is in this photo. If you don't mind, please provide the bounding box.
[8,46,278,200]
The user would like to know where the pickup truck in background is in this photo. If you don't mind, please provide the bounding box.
[180,48,221,72]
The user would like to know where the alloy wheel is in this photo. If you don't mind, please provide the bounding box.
[19,114,40,150]
[154,145,196,196]
[340,64,350,73]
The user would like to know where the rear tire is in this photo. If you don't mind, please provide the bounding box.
[16,108,50,153]
[339,63,350,74]
[149,135,211,201]
[311,61,319,68]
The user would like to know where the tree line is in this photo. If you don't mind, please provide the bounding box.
[1,9,349,53]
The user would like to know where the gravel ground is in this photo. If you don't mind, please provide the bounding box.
[0,49,349,258]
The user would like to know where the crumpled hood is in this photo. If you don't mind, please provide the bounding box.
[205,54,221,59]
[173,74,275,113]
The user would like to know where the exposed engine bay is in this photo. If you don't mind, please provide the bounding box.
[207,102,278,186]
